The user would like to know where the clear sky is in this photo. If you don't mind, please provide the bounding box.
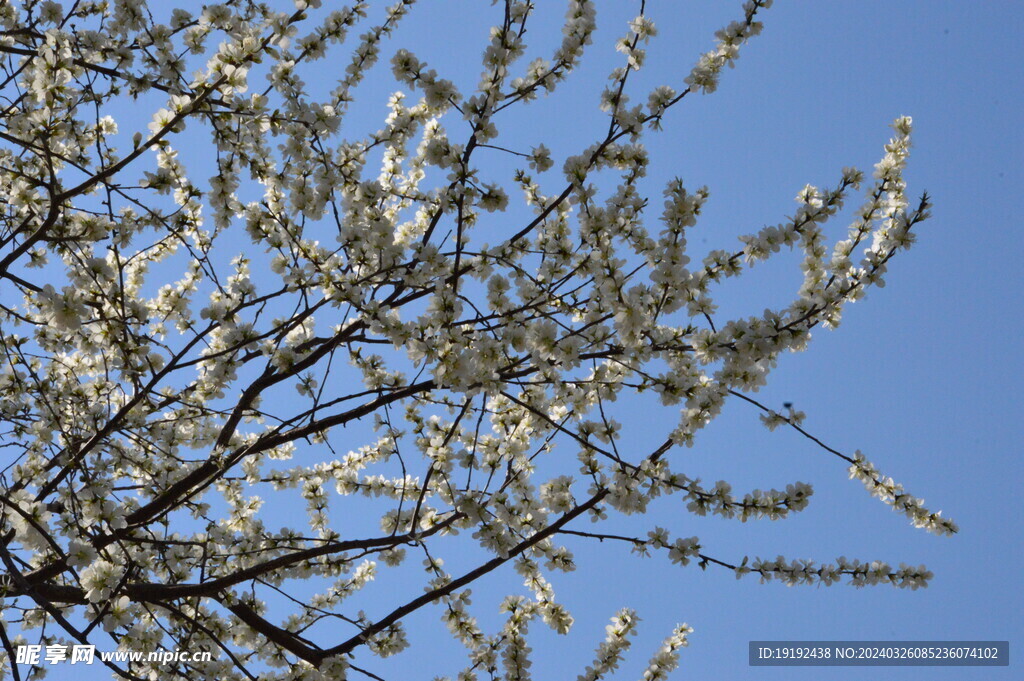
[15,1,1023,679]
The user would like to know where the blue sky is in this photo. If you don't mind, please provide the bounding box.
[12,1,1022,679]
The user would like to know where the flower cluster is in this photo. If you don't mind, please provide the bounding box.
[578,609,641,681]
[640,624,694,681]
[685,1,772,94]
[849,451,959,536]
[741,556,933,590]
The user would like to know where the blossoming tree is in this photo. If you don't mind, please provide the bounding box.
[0,0,956,679]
